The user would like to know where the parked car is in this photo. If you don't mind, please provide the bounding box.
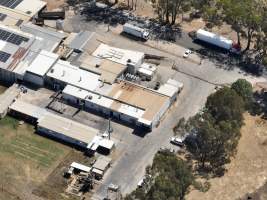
[108,183,119,192]
[170,136,184,146]
[137,175,152,188]
[183,49,192,58]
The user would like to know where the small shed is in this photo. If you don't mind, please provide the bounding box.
[92,156,112,179]
[70,162,91,173]
[98,139,115,155]
[137,67,154,81]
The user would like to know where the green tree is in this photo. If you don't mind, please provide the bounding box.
[152,0,192,24]
[125,152,194,200]
[198,0,265,52]
[206,87,245,127]
[179,86,245,174]
[231,79,253,108]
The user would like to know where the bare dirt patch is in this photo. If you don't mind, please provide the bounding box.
[0,85,6,94]
[186,113,267,200]
[43,0,66,11]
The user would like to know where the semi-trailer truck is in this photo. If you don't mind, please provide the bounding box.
[123,23,150,40]
[194,29,241,53]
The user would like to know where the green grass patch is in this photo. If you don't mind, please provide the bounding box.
[0,116,19,129]
[0,116,68,168]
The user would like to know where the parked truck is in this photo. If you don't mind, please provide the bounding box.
[194,29,241,53]
[123,23,150,40]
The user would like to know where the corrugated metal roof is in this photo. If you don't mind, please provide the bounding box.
[47,60,101,92]
[68,31,93,52]
[21,22,66,41]
[93,156,112,171]
[38,113,98,144]
[9,99,48,119]
[93,43,144,67]
[0,84,20,116]
[26,50,58,76]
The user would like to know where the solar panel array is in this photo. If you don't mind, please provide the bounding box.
[0,51,11,63]
[0,28,29,45]
[0,0,23,9]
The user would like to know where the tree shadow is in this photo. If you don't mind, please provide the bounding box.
[194,44,265,76]
[250,90,267,119]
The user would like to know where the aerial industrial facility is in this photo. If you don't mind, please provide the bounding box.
[0,0,183,136]
[0,4,184,195]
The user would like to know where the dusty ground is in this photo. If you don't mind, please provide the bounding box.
[0,85,6,94]
[118,0,245,45]
[186,113,267,200]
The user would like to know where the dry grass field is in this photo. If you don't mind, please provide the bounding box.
[186,113,267,200]
[0,116,73,200]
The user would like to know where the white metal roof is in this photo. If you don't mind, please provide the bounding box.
[63,85,114,108]
[26,50,58,76]
[63,84,145,120]
[117,103,145,119]
[47,60,101,92]
[9,100,48,119]
[70,162,91,173]
[93,156,112,171]
[99,139,114,150]
[140,63,157,72]
[38,113,98,144]
[157,84,178,97]
[137,118,152,126]
[68,31,93,52]
[137,67,154,76]
[0,84,20,116]
[12,0,47,17]
[93,43,144,66]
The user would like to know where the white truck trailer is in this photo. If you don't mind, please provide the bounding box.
[123,23,150,40]
[195,29,240,53]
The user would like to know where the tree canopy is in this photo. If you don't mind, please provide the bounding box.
[125,151,194,200]
[231,79,253,108]
[175,85,246,174]
[206,87,244,126]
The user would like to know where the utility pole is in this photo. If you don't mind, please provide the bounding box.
[108,118,113,140]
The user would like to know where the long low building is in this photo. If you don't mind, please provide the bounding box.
[9,99,48,122]
[0,84,21,118]
[37,113,99,148]
[62,79,178,129]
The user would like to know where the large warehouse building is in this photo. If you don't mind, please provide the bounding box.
[0,18,182,130]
